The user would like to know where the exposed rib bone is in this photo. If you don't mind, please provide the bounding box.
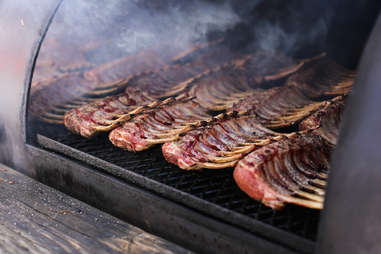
[162,113,284,170]
[197,161,238,170]
[229,56,353,131]
[38,115,64,124]
[187,53,308,111]
[233,133,331,210]
[108,52,303,150]
[33,41,234,124]
[205,153,243,163]
[310,179,327,187]
[109,97,211,151]
[299,96,345,145]
[42,112,64,120]
[64,87,155,138]
[262,52,326,82]
[294,190,324,202]
[279,195,323,210]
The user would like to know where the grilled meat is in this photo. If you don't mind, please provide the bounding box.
[31,41,218,120]
[233,86,326,129]
[299,96,345,145]
[108,52,311,151]
[32,38,95,86]
[286,56,354,99]
[109,96,211,151]
[30,74,99,121]
[230,57,353,129]
[62,50,243,137]
[34,41,234,125]
[234,133,331,210]
[63,51,299,138]
[83,50,166,86]
[162,112,289,170]
[125,44,247,98]
[64,87,155,138]
[188,53,331,112]
[163,56,352,171]
[228,87,282,113]
[100,46,306,100]
[30,55,153,124]
[30,72,131,124]
[188,52,301,111]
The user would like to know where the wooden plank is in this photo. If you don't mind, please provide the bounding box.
[0,164,192,254]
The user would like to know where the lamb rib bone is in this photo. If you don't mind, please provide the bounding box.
[233,132,331,210]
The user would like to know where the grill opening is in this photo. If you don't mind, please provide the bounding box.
[24,0,381,253]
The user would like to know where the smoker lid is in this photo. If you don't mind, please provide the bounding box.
[317,13,381,254]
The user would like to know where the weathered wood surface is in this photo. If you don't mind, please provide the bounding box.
[0,163,192,254]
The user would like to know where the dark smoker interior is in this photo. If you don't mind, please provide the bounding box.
[26,0,381,251]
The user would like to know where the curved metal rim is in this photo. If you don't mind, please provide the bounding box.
[21,0,64,144]
[316,12,381,254]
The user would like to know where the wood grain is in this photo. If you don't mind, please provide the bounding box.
[0,164,191,254]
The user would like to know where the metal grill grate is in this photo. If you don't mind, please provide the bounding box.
[35,122,320,242]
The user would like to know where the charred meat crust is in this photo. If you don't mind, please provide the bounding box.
[64,87,154,138]
[299,96,345,145]
[62,51,300,138]
[229,56,353,129]
[234,133,331,210]
[109,97,211,151]
[162,112,281,170]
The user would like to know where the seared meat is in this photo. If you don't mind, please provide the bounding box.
[81,39,217,85]
[286,56,354,99]
[32,38,95,86]
[233,86,326,129]
[30,74,103,123]
[108,52,311,150]
[125,44,248,98]
[30,63,144,124]
[162,112,287,170]
[227,87,283,113]
[234,133,331,210]
[299,96,345,145]
[188,53,330,112]
[162,88,339,171]
[31,41,217,124]
[109,96,211,151]
[64,87,155,138]
[63,52,241,137]
[64,51,301,137]
[94,46,306,100]
[37,41,236,126]
[83,50,166,86]
[163,56,352,171]
[188,52,301,111]
[230,57,353,129]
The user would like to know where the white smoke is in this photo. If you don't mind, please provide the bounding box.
[0,0,55,174]
[45,0,241,57]
[249,2,332,57]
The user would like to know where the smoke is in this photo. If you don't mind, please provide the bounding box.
[38,0,336,74]
[45,0,241,60]
[240,1,333,58]
[252,15,330,57]
[0,0,55,174]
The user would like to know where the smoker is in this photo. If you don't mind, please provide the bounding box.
[1,0,381,253]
